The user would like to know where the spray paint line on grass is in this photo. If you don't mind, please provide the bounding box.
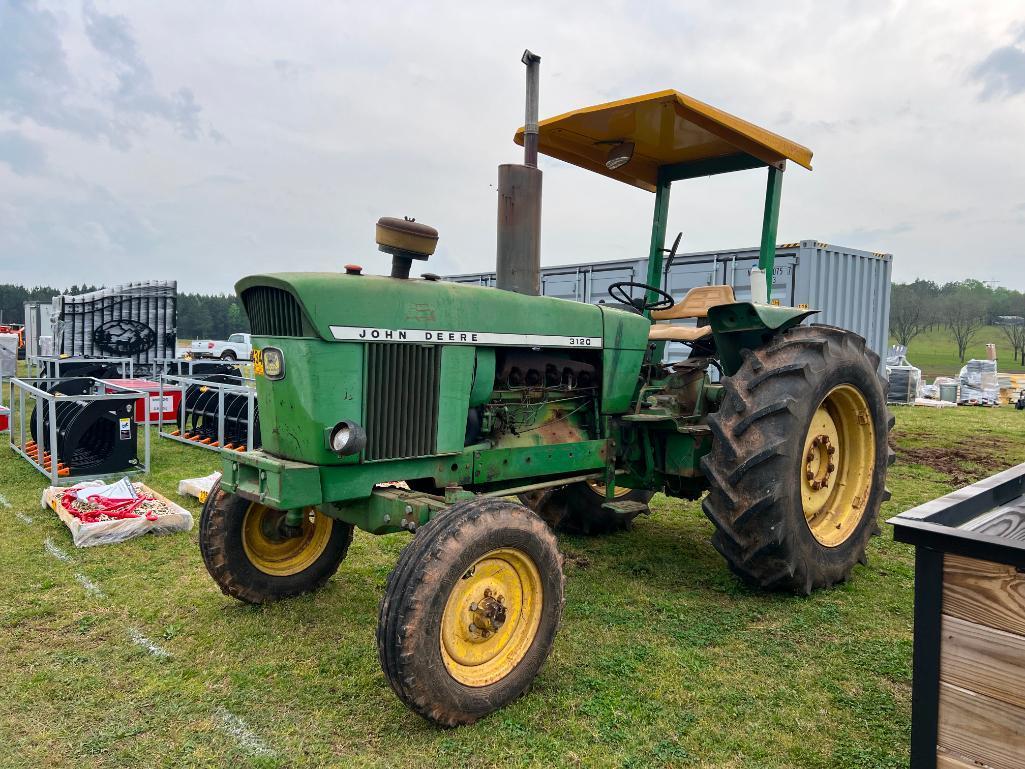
[214,708,275,758]
[15,511,35,524]
[74,572,107,599]
[27,483,281,760]
[44,537,72,562]
[31,510,283,761]
[0,492,12,509]
[128,628,171,659]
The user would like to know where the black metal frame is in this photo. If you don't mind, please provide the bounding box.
[888,461,1025,769]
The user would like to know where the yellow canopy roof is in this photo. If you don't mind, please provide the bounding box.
[514,89,813,192]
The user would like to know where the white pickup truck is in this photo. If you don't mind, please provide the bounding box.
[190,333,252,360]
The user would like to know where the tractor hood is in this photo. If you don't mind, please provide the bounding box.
[236,272,649,351]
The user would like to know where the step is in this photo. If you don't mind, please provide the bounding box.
[601,500,650,516]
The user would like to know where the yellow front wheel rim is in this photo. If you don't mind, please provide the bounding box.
[242,504,333,576]
[801,385,876,547]
[440,548,543,687]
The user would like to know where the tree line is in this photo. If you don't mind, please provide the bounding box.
[0,284,249,341]
[890,279,1025,364]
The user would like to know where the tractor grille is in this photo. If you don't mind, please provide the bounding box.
[364,343,440,461]
[241,286,305,337]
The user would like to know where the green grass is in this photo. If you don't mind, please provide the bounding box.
[4,388,1025,767]
[893,324,1024,379]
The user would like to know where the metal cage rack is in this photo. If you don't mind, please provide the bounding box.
[7,377,151,485]
[157,372,259,453]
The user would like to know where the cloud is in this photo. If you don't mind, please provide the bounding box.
[82,0,204,139]
[971,29,1025,99]
[0,0,212,148]
[3,2,1025,292]
[0,182,161,285]
[272,59,304,81]
[0,0,121,145]
[0,130,47,175]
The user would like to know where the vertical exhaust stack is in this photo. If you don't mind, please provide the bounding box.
[496,50,542,295]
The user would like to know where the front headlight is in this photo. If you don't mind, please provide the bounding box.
[262,347,284,379]
[329,420,366,456]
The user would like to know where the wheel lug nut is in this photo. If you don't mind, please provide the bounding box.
[827,463,835,473]
[821,479,829,488]
[806,470,814,481]
[469,602,478,612]
[827,445,836,455]
[469,623,478,633]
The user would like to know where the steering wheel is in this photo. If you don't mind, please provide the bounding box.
[607,281,675,312]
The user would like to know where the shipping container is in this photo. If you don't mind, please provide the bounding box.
[445,240,892,372]
[23,300,54,360]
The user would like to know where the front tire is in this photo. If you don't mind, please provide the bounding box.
[199,481,354,604]
[519,481,653,535]
[702,325,893,594]
[377,498,564,726]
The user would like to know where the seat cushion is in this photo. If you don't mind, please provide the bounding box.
[647,323,712,342]
[651,285,736,321]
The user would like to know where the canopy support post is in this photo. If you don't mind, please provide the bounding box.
[758,164,783,301]
[643,172,672,319]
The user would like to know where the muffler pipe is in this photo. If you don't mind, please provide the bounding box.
[522,50,540,168]
[496,50,542,296]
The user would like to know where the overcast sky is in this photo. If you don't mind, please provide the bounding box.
[1,0,1024,294]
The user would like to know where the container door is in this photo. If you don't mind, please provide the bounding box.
[587,265,640,306]
[540,270,582,301]
[660,258,721,365]
[722,255,797,305]
[664,257,721,297]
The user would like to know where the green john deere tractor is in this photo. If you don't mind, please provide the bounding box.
[199,58,892,726]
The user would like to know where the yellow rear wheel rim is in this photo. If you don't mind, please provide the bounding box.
[586,480,632,498]
[440,548,543,687]
[801,384,876,547]
[242,504,333,576]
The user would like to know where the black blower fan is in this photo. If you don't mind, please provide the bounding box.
[178,375,261,449]
[29,379,138,476]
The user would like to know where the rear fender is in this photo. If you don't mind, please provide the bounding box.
[708,302,818,376]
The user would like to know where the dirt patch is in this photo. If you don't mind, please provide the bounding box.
[562,551,591,570]
[895,437,1018,487]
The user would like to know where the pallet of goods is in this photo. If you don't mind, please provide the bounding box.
[41,478,193,547]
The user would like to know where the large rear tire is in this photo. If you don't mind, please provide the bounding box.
[518,481,653,535]
[199,481,354,604]
[377,498,564,726]
[701,325,893,594]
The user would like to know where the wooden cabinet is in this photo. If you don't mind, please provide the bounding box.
[891,464,1025,769]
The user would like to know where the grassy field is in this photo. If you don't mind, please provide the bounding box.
[893,324,1025,379]
[4,391,1025,768]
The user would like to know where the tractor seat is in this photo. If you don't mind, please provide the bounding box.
[648,285,736,342]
